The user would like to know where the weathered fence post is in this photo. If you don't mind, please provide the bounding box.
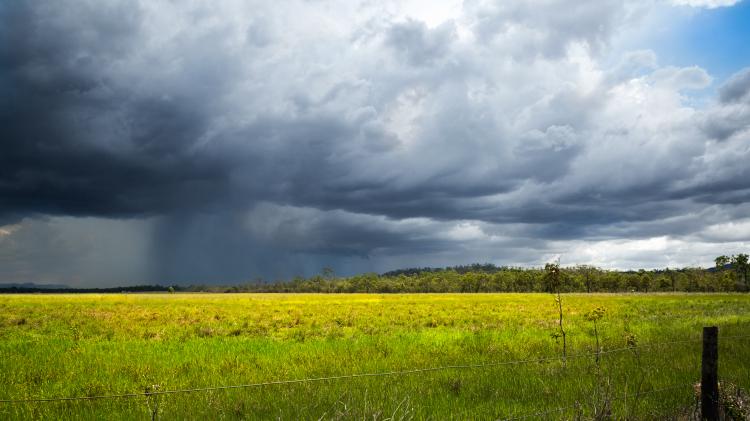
[701,326,718,420]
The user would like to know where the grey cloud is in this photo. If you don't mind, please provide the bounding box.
[701,105,750,140]
[719,67,750,103]
[608,50,659,82]
[0,0,621,228]
[701,68,750,140]
[0,1,241,223]
[0,217,151,286]
[468,0,630,58]
[2,1,750,284]
[385,19,456,66]
[650,66,712,91]
[245,203,446,256]
[513,125,582,183]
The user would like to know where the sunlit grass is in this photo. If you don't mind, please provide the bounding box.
[0,293,748,419]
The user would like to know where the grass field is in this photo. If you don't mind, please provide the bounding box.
[1,293,749,420]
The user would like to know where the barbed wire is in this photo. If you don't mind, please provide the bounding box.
[609,382,696,403]
[0,335,747,405]
[720,334,750,340]
[498,402,582,421]
[498,382,697,420]
[0,350,610,404]
[643,403,697,420]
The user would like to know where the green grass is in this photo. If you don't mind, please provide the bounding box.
[0,293,748,419]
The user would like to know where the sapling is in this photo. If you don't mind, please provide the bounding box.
[584,306,606,366]
[545,261,567,366]
[584,306,611,419]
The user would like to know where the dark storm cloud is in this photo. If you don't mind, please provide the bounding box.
[1,0,750,284]
[0,0,636,226]
[0,2,236,224]
[146,205,456,283]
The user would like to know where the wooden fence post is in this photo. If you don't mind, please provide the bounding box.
[701,326,718,420]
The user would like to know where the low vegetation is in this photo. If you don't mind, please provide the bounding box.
[1,293,749,419]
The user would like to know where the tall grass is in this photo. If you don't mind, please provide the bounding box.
[0,293,748,419]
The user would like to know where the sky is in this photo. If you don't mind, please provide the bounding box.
[1,0,750,286]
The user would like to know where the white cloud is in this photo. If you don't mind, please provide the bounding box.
[650,66,713,91]
[0,225,20,237]
[442,222,487,242]
[671,0,741,9]
[553,236,750,269]
[700,219,750,242]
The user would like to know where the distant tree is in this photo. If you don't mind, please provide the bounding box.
[638,269,652,292]
[665,268,677,291]
[719,270,736,291]
[72,258,745,295]
[655,273,672,291]
[544,262,563,293]
[732,254,749,289]
[715,255,730,271]
[574,265,597,293]
[626,271,641,292]
[321,267,335,280]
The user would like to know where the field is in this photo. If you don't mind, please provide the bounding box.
[1,293,749,420]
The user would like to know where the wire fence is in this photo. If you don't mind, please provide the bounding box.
[1,333,749,419]
[498,382,697,420]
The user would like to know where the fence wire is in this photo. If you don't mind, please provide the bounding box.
[499,382,697,420]
[0,334,748,405]
[499,402,582,421]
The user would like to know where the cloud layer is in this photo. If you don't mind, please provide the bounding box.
[1,0,749,285]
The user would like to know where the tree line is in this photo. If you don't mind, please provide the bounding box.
[184,254,750,293]
[2,254,747,294]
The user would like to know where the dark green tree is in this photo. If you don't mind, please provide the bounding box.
[732,254,749,289]
[715,255,730,271]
